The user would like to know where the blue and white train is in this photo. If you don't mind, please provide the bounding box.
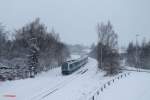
[61,56,88,75]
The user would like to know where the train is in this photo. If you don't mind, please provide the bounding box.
[61,56,88,75]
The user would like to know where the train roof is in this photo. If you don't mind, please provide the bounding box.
[63,56,88,65]
[64,60,76,63]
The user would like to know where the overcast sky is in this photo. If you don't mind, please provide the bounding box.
[0,0,150,47]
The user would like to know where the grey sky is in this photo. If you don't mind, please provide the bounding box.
[0,0,150,47]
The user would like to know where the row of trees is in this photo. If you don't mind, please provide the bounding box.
[0,18,70,79]
[92,21,150,75]
[127,40,150,69]
[96,21,120,75]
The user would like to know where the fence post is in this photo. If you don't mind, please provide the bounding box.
[121,75,123,78]
[118,76,119,80]
[101,87,103,92]
[108,81,110,86]
[104,84,106,88]
[112,79,114,82]
[97,91,99,95]
[92,96,94,100]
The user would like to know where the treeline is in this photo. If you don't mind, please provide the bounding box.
[0,18,70,80]
[127,40,150,69]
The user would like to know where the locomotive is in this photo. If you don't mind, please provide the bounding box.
[61,56,88,75]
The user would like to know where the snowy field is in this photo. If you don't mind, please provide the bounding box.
[0,56,150,100]
[100,72,150,100]
[0,57,109,100]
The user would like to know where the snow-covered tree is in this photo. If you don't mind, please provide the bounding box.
[0,18,70,80]
[10,18,70,78]
[28,38,39,77]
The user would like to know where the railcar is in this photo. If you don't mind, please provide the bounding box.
[61,56,88,75]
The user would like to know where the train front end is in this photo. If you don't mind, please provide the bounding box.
[61,62,70,75]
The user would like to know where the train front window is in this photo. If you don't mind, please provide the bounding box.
[62,63,68,70]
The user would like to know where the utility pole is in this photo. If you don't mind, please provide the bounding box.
[136,34,139,71]
[100,44,103,69]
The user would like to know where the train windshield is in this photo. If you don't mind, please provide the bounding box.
[62,63,68,70]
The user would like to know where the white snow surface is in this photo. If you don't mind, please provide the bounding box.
[0,57,110,100]
[0,56,150,100]
[100,72,150,100]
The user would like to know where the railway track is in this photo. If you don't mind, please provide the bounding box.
[29,68,88,100]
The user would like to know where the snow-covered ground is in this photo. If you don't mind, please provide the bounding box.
[100,72,150,100]
[0,56,150,100]
[0,57,109,100]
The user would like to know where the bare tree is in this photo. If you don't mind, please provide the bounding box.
[97,21,118,49]
[96,21,120,75]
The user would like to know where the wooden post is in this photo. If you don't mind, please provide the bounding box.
[113,79,114,82]
[118,77,119,80]
[92,96,94,100]
[104,84,106,88]
[101,87,103,91]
